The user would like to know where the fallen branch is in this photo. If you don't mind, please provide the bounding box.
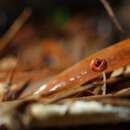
[34,39,130,96]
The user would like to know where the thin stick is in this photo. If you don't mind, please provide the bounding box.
[0,8,31,52]
[5,53,21,86]
[40,83,96,104]
[102,72,106,95]
[100,0,125,34]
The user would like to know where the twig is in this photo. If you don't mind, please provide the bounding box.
[5,54,21,86]
[39,84,96,104]
[100,0,125,34]
[102,72,107,95]
[34,39,130,96]
[0,54,22,101]
[39,73,130,104]
[2,80,30,101]
[0,8,31,52]
[115,87,130,96]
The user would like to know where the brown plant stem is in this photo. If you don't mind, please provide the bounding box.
[100,0,125,34]
[0,8,31,53]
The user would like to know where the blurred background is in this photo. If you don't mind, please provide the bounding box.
[0,0,130,73]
